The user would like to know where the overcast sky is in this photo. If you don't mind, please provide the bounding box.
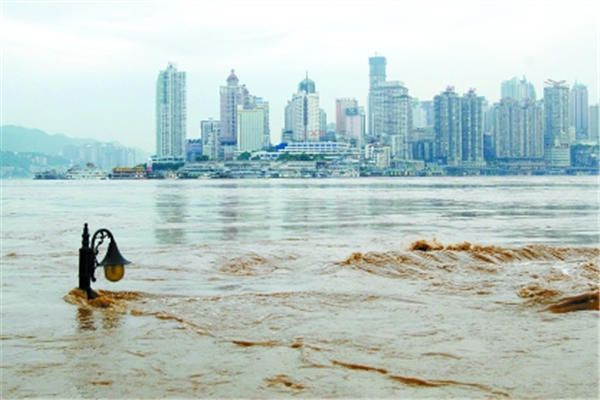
[2,0,598,153]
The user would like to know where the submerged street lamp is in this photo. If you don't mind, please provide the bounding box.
[78,223,131,299]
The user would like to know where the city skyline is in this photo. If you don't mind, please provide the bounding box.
[2,0,598,153]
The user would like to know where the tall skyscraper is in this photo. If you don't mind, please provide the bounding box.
[522,100,544,158]
[156,63,186,159]
[570,82,589,141]
[284,74,320,142]
[371,81,411,160]
[461,89,485,165]
[493,98,543,159]
[220,69,245,159]
[369,56,386,88]
[434,87,462,165]
[544,80,572,166]
[501,76,536,102]
[368,55,386,136]
[544,80,571,147]
[493,98,520,159]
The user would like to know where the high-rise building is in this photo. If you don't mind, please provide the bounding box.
[368,56,386,136]
[320,109,327,138]
[336,98,365,147]
[501,76,536,102]
[344,106,365,148]
[254,97,271,149]
[370,81,411,160]
[156,63,186,160]
[201,119,221,160]
[420,100,435,127]
[237,105,265,152]
[461,89,485,166]
[336,98,358,136]
[412,99,428,130]
[570,82,589,141]
[589,104,600,143]
[434,87,461,165]
[220,69,245,159]
[284,74,320,142]
[544,80,572,166]
[493,98,543,159]
[369,56,386,88]
[522,100,544,158]
[544,81,571,147]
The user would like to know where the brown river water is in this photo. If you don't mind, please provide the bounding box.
[1,177,598,398]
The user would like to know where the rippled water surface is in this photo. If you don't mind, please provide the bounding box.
[1,176,599,398]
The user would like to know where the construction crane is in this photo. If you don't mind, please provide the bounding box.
[545,79,566,87]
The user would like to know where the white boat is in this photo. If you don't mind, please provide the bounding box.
[65,164,108,180]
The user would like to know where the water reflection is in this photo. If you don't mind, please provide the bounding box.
[154,183,189,245]
[77,308,96,331]
[76,307,123,331]
[219,194,240,241]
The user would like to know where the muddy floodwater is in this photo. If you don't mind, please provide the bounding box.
[1,176,599,398]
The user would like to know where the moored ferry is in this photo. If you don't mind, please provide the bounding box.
[64,164,108,180]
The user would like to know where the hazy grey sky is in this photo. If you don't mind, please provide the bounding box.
[2,0,598,152]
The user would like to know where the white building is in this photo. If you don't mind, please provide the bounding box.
[281,141,351,155]
[544,81,571,147]
[237,106,265,152]
[370,81,411,160]
[156,63,186,160]
[285,75,321,142]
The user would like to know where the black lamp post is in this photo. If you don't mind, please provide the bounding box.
[79,223,131,299]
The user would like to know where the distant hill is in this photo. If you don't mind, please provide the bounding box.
[0,125,98,154]
[0,124,149,161]
[0,125,150,178]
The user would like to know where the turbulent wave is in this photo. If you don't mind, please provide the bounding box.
[337,239,599,312]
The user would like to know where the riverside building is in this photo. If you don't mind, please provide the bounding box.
[543,80,572,167]
[336,98,365,148]
[460,89,485,166]
[434,87,462,165]
[493,98,543,160]
[201,119,221,160]
[220,70,245,159]
[156,63,186,160]
[367,55,412,161]
[284,74,321,142]
[368,55,386,137]
[237,105,266,153]
[571,82,589,141]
